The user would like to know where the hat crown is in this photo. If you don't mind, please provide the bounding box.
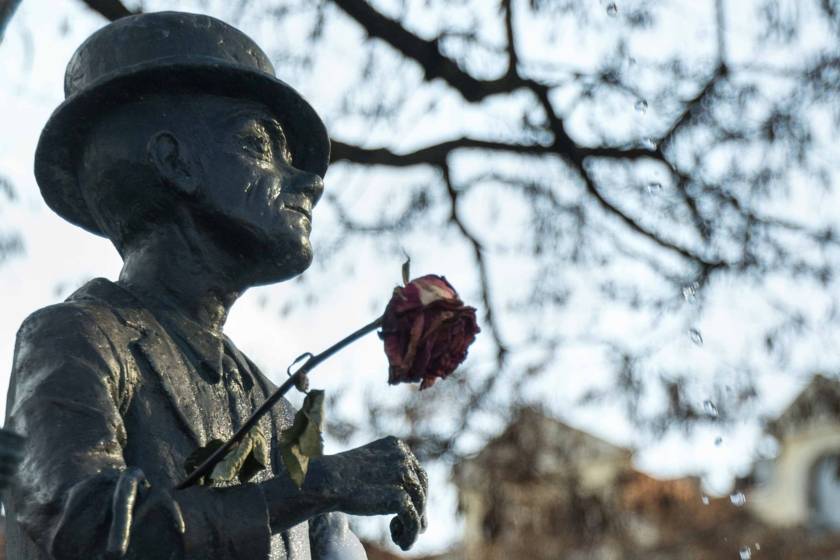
[65,11,276,98]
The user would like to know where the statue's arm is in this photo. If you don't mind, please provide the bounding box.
[5,305,278,559]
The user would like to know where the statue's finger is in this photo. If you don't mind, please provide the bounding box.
[401,469,427,532]
[106,467,147,559]
[407,456,428,493]
[389,491,420,551]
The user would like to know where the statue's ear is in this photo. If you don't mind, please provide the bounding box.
[147,131,200,197]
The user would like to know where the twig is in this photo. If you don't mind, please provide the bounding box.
[79,0,135,21]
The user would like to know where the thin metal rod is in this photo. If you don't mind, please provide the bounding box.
[175,316,383,490]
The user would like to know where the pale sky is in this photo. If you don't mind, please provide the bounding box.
[0,0,835,555]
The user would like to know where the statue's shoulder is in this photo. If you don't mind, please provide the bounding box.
[10,279,148,409]
[16,278,139,350]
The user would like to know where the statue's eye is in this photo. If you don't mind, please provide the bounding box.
[240,131,272,159]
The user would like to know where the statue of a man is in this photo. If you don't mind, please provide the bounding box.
[4,11,427,560]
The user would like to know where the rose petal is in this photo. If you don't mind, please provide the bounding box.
[381,274,480,389]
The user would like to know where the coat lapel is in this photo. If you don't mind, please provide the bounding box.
[131,325,209,445]
[72,279,211,445]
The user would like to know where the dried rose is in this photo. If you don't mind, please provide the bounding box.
[380,275,480,389]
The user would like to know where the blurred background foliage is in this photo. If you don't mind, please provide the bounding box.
[2,0,840,551]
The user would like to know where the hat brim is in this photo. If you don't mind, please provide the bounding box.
[34,59,330,236]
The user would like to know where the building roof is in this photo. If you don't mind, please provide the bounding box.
[767,374,840,438]
[454,407,632,489]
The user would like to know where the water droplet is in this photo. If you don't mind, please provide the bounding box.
[646,182,662,195]
[730,491,746,507]
[703,400,718,417]
[739,545,752,559]
[606,2,618,16]
[689,328,704,346]
[682,282,698,303]
[701,495,710,505]
[635,99,648,113]
[755,543,761,551]
[715,436,723,446]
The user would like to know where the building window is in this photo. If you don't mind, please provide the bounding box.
[809,452,840,531]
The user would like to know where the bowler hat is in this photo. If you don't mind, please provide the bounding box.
[34,11,330,236]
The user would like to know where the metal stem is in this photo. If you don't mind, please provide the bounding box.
[175,315,384,490]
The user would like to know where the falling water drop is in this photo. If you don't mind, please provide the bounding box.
[703,400,718,417]
[682,282,698,303]
[606,2,618,16]
[635,99,648,113]
[739,546,752,559]
[689,328,704,346]
[730,491,746,507]
[701,495,710,505]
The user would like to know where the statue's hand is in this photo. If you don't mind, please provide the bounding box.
[306,436,428,551]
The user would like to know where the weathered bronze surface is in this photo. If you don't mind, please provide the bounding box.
[4,11,426,559]
[0,428,22,490]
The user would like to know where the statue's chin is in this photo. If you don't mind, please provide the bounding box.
[203,212,314,285]
[249,242,313,286]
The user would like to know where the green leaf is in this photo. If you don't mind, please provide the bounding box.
[298,390,325,457]
[280,441,310,489]
[183,427,270,486]
[238,427,270,483]
[210,438,253,482]
[280,390,326,488]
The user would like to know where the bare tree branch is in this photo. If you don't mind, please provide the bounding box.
[79,0,135,21]
[331,137,658,167]
[441,163,508,367]
[331,137,553,166]
[715,0,728,63]
[330,0,534,102]
[659,65,727,152]
[571,156,726,271]
[501,0,517,76]
[0,0,23,42]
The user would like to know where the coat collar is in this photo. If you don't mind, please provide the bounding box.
[147,302,226,384]
[67,278,281,445]
[68,278,213,442]
[73,278,227,382]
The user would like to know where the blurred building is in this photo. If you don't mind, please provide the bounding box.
[750,374,840,531]
[450,377,840,560]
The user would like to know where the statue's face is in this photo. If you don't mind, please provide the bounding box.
[188,96,325,285]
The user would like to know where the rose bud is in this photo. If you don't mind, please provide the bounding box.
[380,275,480,389]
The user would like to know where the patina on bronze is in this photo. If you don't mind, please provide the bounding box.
[4,11,427,560]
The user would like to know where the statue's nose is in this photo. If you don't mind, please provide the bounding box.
[291,169,325,207]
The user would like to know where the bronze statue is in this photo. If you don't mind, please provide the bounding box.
[0,428,22,490]
[4,11,427,559]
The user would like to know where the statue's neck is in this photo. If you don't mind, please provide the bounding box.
[118,226,242,334]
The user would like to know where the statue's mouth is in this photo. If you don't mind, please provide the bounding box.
[285,204,312,221]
